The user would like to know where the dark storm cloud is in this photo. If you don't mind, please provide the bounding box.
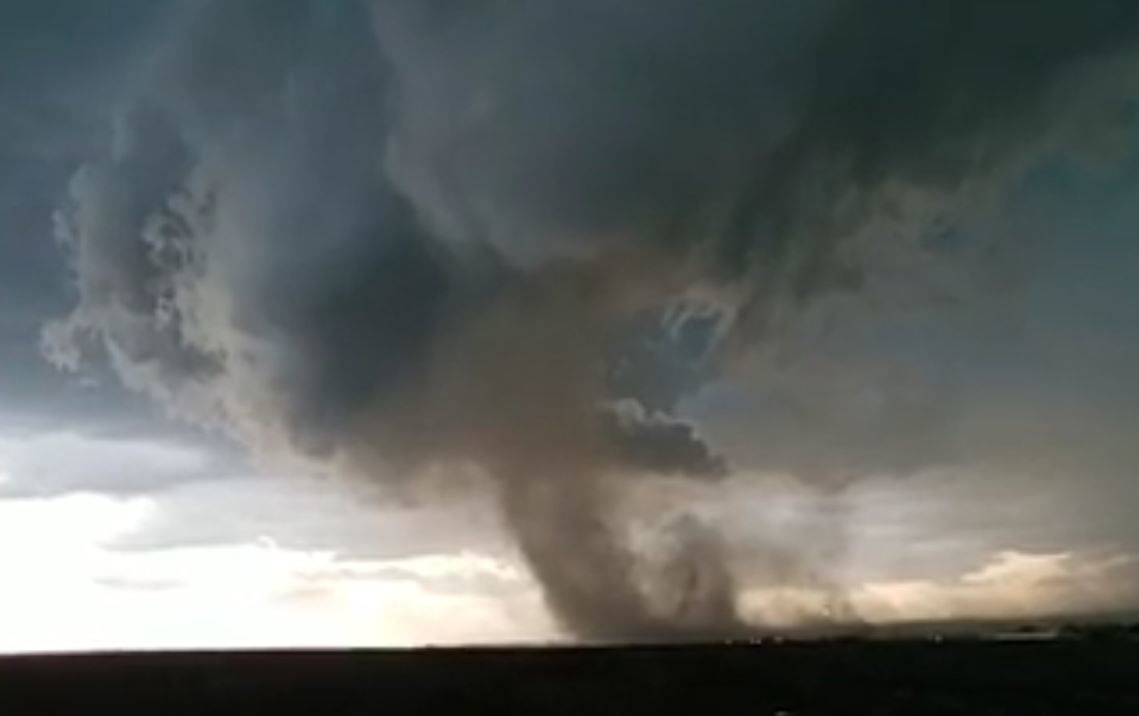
[40,0,1139,638]
[378,0,1139,283]
[685,157,1139,484]
[0,0,177,432]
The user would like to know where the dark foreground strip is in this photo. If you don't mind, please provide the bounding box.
[1,640,1137,714]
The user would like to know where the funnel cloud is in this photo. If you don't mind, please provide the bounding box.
[43,0,1139,639]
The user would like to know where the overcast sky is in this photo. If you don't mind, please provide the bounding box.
[2,1,1139,650]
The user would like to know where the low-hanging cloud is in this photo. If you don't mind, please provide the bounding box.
[42,0,1139,639]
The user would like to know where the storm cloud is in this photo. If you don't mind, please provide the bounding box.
[43,0,1139,638]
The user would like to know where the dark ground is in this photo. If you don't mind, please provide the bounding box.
[2,637,1138,714]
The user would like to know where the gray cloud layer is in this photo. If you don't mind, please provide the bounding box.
[37,0,1139,638]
